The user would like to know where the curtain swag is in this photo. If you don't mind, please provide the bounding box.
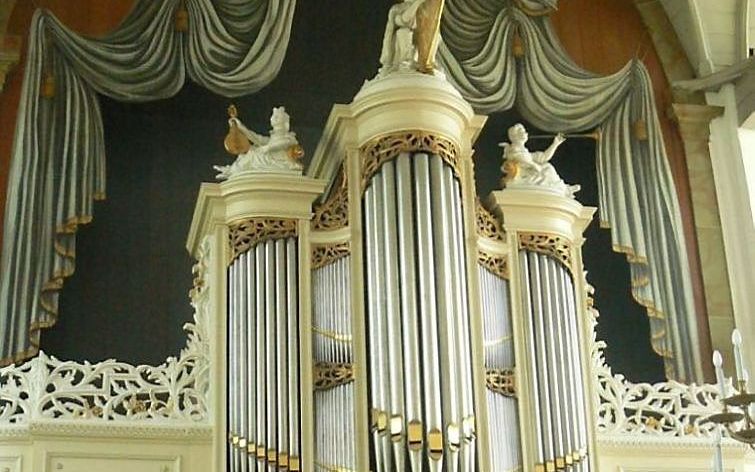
[2,0,702,384]
[439,0,702,382]
[0,0,295,366]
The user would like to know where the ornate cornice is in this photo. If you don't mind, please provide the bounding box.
[360,131,460,192]
[228,217,298,261]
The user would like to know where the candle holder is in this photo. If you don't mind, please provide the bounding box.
[707,379,755,449]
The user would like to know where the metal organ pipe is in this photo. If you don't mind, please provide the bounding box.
[227,236,301,472]
[363,152,475,472]
[518,249,591,472]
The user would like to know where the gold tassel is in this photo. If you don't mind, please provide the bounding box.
[224,104,252,155]
[41,71,55,98]
[633,118,648,141]
[175,2,189,32]
[512,29,525,58]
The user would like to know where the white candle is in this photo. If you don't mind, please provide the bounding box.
[732,329,744,383]
[713,350,727,398]
[713,429,724,472]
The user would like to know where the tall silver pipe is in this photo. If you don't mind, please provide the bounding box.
[413,153,443,472]
[373,171,394,469]
[540,256,565,467]
[450,173,475,472]
[364,186,382,472]
[396,154,423,472]
[380,161,406,472]
[276,240,289,467]
[238,254,249,472]
[246,252,257,470]
[265,241,278,470]
[550,259,575,469]
[430,154,460,472]
[287,238,300,468]
[520,253,545,466]
[564,272,588,469]
[255,244,266,472]
[529,252,555,469]
[229,260,238,472]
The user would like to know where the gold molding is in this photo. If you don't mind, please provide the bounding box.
[313,362,354,391]
[518,232,573,274]
[477,249,509,280]
[485,368,516,397]
[311,241,350,270]
[360,131,460,192]
[476,198,505,242]
[228,217,298,262]
[312,166,349,231]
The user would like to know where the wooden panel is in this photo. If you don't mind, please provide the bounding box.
[47,453,178,472]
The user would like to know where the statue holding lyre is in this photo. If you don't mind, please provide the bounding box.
[379,0,445,75]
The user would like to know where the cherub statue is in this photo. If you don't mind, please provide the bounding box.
[499,123,580,197]
[215,106,303,180]
[373,0,445,78]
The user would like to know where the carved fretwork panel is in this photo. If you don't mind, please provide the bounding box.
[478,250,509,279]
[312,167,349,231]
[475,198,505,242]
[311,242,351,270]
[313,362,354,391]
[486,368,516,398]
[228,218,298,261]
[360,131,460,191]
[518,232,573,274]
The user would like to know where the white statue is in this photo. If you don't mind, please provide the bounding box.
[499,123,580,197]
[215,106,304,180]
[379,0,428,74]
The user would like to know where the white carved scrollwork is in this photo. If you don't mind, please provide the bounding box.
[0,237,211,427]
[586,273,723,439]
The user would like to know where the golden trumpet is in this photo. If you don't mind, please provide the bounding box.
[526,128,602,141]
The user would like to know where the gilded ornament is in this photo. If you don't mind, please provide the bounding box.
[475,198,505,242]
[311,242,351,270]
[224,104,252,155]
[228,218,298,262]
[360,131,460,192]
[312,167,349,231]
[477,250,509,280]
[313,362,355,391]
[485,368,516,397]
[414,0,445,73]
[518,232,573,275]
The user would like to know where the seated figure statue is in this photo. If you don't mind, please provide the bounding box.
[379,0,427,75]
[499,123,580,197]
[215,107,303,180]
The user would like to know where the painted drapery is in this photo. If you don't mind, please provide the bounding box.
[0,0,295,366]
[438,0,701,382]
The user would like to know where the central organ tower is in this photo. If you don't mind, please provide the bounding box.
[188,4,598,471]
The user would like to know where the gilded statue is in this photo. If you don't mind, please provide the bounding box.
[379,0,445,75]
[499,123,580,197]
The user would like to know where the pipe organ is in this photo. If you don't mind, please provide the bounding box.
[188,63,597,472]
